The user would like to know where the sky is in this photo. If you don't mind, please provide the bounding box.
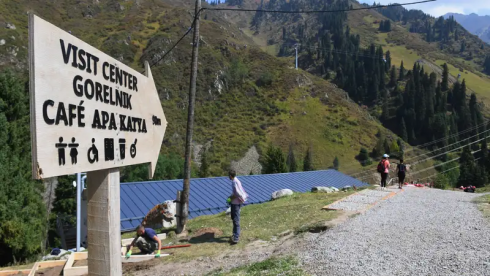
[359,0,490,17]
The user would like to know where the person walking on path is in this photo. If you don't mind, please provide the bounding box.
[378,154,390,190]
[228,170,248,244]
[125,225,162,258]
[396,159,407,189]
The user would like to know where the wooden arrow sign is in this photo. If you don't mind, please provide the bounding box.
[29,14,167,179]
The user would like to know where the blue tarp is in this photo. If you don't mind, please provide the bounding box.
[120,170,368,231]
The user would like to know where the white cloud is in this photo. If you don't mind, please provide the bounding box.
[359,0,490,16]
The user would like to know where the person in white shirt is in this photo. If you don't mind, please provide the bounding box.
[228,170,248,244]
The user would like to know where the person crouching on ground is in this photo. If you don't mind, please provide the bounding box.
[228,169,248,244]
[125,225,161,258]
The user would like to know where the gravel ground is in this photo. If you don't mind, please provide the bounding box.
[300,187,490,276]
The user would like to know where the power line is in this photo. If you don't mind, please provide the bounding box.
[147,0,436,67]
[347,122,488,178]
[206,0,436,14]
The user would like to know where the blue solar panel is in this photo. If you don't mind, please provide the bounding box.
[119,170,368,231]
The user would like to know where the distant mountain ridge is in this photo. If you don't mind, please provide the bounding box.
[444,12,490,43]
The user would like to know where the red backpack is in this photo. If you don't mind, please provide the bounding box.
[377,160,385,173]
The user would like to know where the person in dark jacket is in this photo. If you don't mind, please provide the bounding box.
[396,159,407,189]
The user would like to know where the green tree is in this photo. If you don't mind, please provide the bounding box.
[390,139,400,157]
[263,145,288,174]
[224,58,249,89]
[48,175,76,248]
[434,174,449,189]
[399,61,405,80]
[389,66,397,87]
[0,71,46,264]
[303,146,314,171]
[358,147,372,166]
[441,63,449,91]
[286,144,297,172]
[400,117,408,142]
[458,147,476,187]
[333,156,340,170]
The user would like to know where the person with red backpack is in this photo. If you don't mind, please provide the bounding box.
[377,154,390,190]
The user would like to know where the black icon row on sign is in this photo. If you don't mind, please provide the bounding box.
[56,137,137,166]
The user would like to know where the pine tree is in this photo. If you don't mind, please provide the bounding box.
[460,40,466,53]
[383,138,391,155]
[458,147,476,187]
[263,145,288,174]
[399,61,405,80]
[441,63,449,91]
[303,146,314,171]
[390,139,401,157]
[286,144,297,172]
[389,66,397,87]
[358,147,372,166]
[333,156,340,170]
[401,117,408,142]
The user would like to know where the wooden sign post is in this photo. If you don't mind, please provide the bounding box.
[29,14,167,275]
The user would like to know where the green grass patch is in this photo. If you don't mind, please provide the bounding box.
[123,192,353,263]
[474,194,490,220]
[435,60,490,100]
[207,256,308,276]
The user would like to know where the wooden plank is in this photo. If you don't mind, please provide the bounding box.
[63,266,88,276]
[64,252,76,270]
[73,252,88,261]
[121,254,169,263]
[0,269,31,276]
[36,260,67,269]
[87,169,122,276]
[27,263,39,276]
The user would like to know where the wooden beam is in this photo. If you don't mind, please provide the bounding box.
[73,252,88,261]
[0,269,31,276]
[121,254,169,263]
[27,262,39,276]
[87,169,122,276]
[37,260,67,269]
[63,266,89,276]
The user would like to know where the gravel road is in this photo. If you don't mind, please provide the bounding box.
[300,187,490,276]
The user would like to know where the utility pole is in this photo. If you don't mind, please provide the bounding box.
[179,0,201,233]
[295,45,298,70]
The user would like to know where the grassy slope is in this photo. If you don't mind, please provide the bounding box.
[0,0,391,175]
[122,191,355,263]
[347,4,490,108]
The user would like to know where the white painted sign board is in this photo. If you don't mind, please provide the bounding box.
[29,14,167,179]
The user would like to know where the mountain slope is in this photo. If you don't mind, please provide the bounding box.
[0,0,395,176]
[444,13,490,44]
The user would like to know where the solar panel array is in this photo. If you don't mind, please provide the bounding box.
[120,169,369,231]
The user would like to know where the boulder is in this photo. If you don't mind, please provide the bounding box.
[225,207,231,215]
[330,187,339,192]
[342,186,352,191]
[271,189,293,200]
[0,39,5,46]
[311,186,334,193]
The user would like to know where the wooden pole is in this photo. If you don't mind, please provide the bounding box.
[86,169,122,276]
[180,0,201,233]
